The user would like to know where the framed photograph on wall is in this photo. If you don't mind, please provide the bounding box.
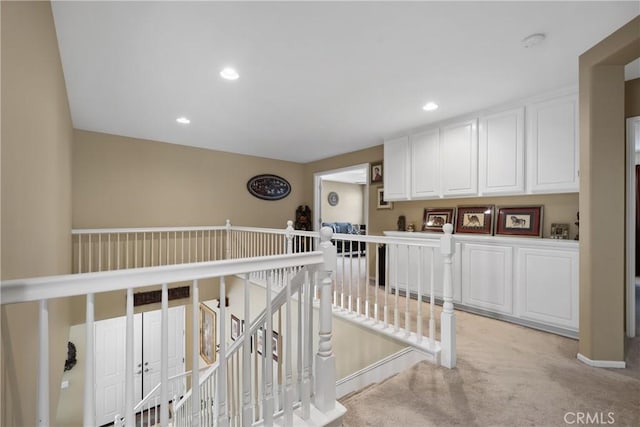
[371,161,383,184]
[422,208,456,232]
[230,314,240,341]
[455,205,494,235]
[199,303,217,364]
[272,331,280,362]
[495,206,543,237]
[377,188,393,210]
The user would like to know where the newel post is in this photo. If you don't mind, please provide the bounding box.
[315,227,337,412]
[285,220,294,254]
[440,224,457,368]
[225,219,232,259]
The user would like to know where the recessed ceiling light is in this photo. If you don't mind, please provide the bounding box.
[521,33,546,48]
[220,67,239,80]
[176,117,190,124]
[422,102,439,111]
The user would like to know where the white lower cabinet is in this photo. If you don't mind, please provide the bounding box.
[462,244,513,315]
[516,247,579,330]
[384,231,579,334]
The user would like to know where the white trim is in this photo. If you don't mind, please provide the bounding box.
[577,353,626,369]
[72,225,226,234]
[335,348,431,399]
[313,163,370,232]
[626,117,640,338]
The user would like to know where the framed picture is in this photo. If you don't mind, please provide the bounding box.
[455,205,494,235]
[550,223,570,239]
[230,314,240,341]
[199,303,217,364]
[256,327,264,356]
[495,206,543,237]
[271,331,280,362]
[371,161,383,184]
[377,188,393,210]
[422,208,456,232]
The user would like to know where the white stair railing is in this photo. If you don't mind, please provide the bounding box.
[1,239,333,427]
[172,227,338,426]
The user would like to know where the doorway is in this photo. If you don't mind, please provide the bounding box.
[313,163,369,232]
[626,116,640,338]
[94,306,185,426]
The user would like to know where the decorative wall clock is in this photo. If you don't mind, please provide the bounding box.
[247,174,291,201]
[327,191,339,206]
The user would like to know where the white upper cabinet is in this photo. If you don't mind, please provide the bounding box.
[527,93,579,193]
[478,107,525,195]
[383,135,410,200]
[410,129,440,199]
[440,119,478,196]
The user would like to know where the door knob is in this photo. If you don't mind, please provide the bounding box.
[136,370,142,375]
[144,368,150,373]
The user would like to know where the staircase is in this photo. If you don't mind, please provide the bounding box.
[1,220,457,426]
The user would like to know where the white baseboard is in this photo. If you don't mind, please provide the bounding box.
[336,347,431,399]
[577,353,626,369]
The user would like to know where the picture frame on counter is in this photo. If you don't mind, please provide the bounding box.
[495,206,543,237]
[377,188,393,210]
[550,223,570,240]
[455,205,494,235]
[422,207,456,232]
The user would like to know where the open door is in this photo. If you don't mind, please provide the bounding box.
[626,117,640,338]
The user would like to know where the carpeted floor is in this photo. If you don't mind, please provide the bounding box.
[340,286,640,427]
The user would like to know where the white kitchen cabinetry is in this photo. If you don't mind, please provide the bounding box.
[383,231,579,335]
[410,129,440,199]
[527,94,579,193]
[517,247,579,330]
[440,119,478,196]
[478,107,525,195]
[383,136,410,200]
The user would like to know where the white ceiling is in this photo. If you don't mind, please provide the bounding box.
[51,1,639,163]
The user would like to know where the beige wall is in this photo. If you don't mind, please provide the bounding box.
[304,147,579,238]
[626,77,640,118]
[321,180,365,224]
[579,16,640,362]
[1,1,73,425]
[73,130,306,229]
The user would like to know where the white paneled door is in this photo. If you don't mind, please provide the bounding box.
[95,306,185,426]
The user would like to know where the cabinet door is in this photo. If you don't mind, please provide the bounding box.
[383,136,410,200]
[410,129,440,199]
[440,119,478,196]
[517,248,578,330]
[478,107,524,195]
[527,94,579,193]
[462,243,513,314]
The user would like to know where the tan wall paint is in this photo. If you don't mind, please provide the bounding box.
[1,1,73,425]
[626,78,640,117]
[579,16,640,361]
[73,130,306,229]
[304,147,579,238]
[321,180,365,224]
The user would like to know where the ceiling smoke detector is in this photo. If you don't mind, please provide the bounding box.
[521,33,546,48]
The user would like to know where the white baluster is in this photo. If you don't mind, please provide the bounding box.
[225,219,232,259]
[394,244,400,332]
[284,271,293,425]
[405,245,411,337]
[440,224,456,368]
[242,274,252,427]
[218,277,228,426]
[125,288,134,427]
[374,245,379,323]
[160,283,169,426]
[315,227,337,412]
[38,300,50,426]
[83,294,95,426]
[263,274,274,426]
[192,280,201,427]
[429,248,436,348]
[285,220,294,254]
[416,246,423,344]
